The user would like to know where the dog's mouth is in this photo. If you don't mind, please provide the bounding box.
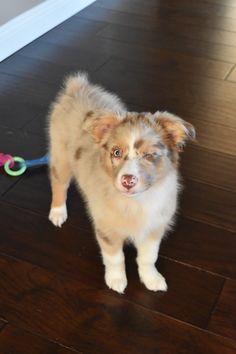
[121,189,138,197]
[117,185,150,197]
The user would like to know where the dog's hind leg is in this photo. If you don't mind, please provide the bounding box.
[48,147,72,227]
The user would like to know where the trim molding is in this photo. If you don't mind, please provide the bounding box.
[0,0,95,62]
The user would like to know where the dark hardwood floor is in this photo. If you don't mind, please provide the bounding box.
[0,1,236,353]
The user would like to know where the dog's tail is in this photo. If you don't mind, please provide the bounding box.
[63,71,89,97]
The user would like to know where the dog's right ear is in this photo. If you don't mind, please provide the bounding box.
[83,113,120,144]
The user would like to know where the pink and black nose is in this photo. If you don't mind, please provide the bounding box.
[121,174,138,190]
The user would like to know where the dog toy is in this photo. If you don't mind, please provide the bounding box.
[0,153,15,168]
[1,153,49,176]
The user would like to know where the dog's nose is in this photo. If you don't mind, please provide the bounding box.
[121,174,138,189]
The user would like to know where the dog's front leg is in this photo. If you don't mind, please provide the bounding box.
[136,227,167,292]
[96,229,127,294]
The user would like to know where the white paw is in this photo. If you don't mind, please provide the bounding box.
[105,271,127,294]
[49,204,67,227]
[139,266,167,292]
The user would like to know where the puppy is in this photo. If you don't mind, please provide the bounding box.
[48,72,195,293]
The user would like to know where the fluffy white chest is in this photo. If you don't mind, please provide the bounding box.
[91,172,178,239]
[134,172,178,236]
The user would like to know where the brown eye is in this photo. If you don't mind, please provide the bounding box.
[144,153,153,161]
[113,148,122,158]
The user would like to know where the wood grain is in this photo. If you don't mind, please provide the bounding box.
[181,179,236,232]
[0,325,81,354]
[92,58,236,130]
[37,24,233,81]
[180,145,236,192]
[0,255,235,354]
[227,65,236,82]
[97,23,236,63]
[208,280,236,341]
[160,217,236,279]
[79,4,236,47]
[85,1,236,32]
[95,0,236,20]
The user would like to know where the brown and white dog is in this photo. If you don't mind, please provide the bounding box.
[48,72,195,293]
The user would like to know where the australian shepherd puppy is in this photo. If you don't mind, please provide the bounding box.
[48,72,195,294]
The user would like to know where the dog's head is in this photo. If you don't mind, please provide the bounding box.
[84,111,195,197]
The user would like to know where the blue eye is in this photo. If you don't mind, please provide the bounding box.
[113,148,122,158]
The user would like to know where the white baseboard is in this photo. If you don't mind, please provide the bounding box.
[0,0,95,62]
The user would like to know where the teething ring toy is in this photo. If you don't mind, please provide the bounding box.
[4,156,27,176]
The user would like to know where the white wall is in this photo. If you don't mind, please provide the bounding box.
[0,0,46,26]
[0,0,95,62]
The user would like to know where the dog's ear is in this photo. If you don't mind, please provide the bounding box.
[83,113,120,144]
[154,111,196,151]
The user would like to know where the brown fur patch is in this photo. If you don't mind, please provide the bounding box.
[155,114,195,151]
[123,113,153,128]
[85,110,94,118]
[75,147,82,160]
[92,116,120,143]
[102,143,108,150]
[134,139,144,149]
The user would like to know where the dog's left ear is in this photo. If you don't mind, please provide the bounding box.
[154,111,196,151]
[83,113,120,144]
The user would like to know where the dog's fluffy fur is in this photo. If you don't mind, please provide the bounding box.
[48,72,195,293]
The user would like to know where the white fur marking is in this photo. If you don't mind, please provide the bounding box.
[136,237,167,291]
[49,204,67,227]
[138,265,167,292]
[102,251,127,293]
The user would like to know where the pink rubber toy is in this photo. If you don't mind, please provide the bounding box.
[0,153,14,168]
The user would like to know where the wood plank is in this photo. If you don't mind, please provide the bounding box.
[0,72,56,107]
[22,114,47,138]
[79,5,236,47]
[189,120,236,156]
[95,0,236,20]
[0,321,6,332]
[0,202,224,327]
[97,23,236,63]
[160,217,236,279]
[0,100,44,130]
[0,255,234,354]
[125,249,224,328]
[181,179,236,232]
[181,145,236,192]
[1,171,91,231]
[227,65,236,82]
[0,54,107,87]
[55,16,106,35]
[208,280,236,341]
[18,40,108,72]
[93,58,236,130]
[35,23,233,81]
[203,0,236,7]
[84,1,236,33]
[0,325,81,354]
